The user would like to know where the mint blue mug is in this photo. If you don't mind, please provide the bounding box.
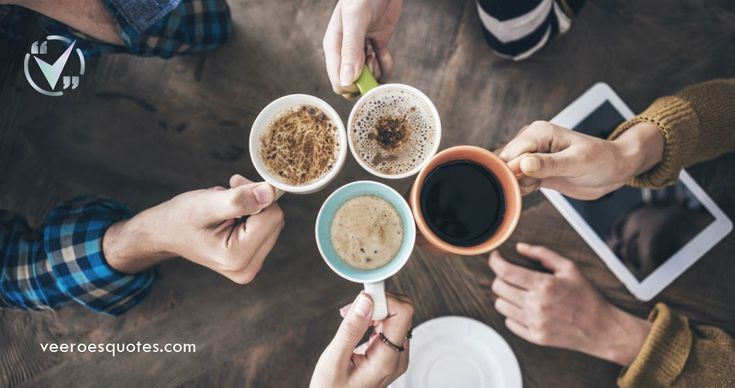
[316,181,416,320]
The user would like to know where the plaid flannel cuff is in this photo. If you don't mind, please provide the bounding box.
[43,196,156,316]
[42,0,232,58]
[0,211,64,310]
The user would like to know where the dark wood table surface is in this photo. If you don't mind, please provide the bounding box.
[1,0,734,387]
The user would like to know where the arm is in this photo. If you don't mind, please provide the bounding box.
[499,78,735,199]
[1,174,285,315]
[10,0,123,45]
[487,244,735,387]
[609,78,735,188]
[0,197,155,315]
[618,304,735,388]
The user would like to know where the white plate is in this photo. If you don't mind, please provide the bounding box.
[391,316,522,388]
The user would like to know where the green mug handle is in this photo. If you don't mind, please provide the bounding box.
[355,64,379,95]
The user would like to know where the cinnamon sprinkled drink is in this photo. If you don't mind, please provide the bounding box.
[260,105,339,186]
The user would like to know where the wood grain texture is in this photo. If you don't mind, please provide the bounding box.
[1,0,734,387]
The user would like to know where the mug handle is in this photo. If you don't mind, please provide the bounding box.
[363,281,388,320]
[274,188,286,200]
[355,64,380,95]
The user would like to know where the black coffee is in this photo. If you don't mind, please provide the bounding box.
[420,160,505,247]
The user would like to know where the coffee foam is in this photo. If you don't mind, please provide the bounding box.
[330,195,403,270]
[351,88,436,175]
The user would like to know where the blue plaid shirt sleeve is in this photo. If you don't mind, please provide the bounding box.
[0,197,156,316]
[41,0,232,58]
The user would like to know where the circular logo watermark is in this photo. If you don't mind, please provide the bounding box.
[24,35,85,97]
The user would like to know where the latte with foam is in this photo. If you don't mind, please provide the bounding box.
[330,195,403,270]
[350,88,437,176]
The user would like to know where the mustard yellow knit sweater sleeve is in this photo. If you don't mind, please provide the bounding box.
[617,304,735,387]
[609,78,735,188]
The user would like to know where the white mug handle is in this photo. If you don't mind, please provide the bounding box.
[364,281,388,320]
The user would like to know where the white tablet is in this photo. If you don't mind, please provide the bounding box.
[543,82,733,301]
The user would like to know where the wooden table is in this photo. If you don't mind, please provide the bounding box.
[1,0,734,387]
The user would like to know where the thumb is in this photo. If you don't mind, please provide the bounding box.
[209,182,275,220]
[520,153,574,179]
[328,292,374,359]
[339,7,369,86]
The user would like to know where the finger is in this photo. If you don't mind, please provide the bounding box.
[385,291,412,303]
[327,292,375,360]
[494,297,526,323]
[519,179,541,196]
[519,148,580,179]
[491,278,527,305]
[499,121,574,161]
[365,53,382,81]
[373,44,393,81]
[214,218,235,236]
[505,318,532,341]
[209,185,227,191]
[519,176,541,196]
[339,302,352,318]
[386,337,410,382]
[324,4,357,95]
[229,174,253,188]
[499,138,536,162]
[219,204,284,283]
[339,3,370,86]
[516,242,572,273]
[488,251,546,289]
[209,183,276,220]
[229,215,282,281]
[366,295,413,364]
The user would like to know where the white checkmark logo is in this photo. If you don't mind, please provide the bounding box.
[33,40,77,90]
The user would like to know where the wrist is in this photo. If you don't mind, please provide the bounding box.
[612,121,665,182]
[102,213,173,274]
[595,305,652,366]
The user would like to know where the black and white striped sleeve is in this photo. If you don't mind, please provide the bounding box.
[476,0,585,61]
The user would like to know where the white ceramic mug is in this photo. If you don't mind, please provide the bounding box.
[249,94,348,195]
[347,67,442,180]
[315,181,416,320]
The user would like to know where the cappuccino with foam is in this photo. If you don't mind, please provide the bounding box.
[350,88,438,176]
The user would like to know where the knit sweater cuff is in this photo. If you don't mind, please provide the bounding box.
[608,96,699,189]
[618,304,692,388]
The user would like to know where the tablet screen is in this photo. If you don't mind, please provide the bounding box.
[566,101,716,281]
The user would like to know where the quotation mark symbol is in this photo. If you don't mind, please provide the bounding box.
[62,76,79,90]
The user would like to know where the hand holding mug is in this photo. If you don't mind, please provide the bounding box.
[488,243,651,366]
[498,121,664,200]
[104,174,285,284]
[310,292,413,388]
[323,0,403,98]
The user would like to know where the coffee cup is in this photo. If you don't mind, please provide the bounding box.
[409,146,521,255]
[347,66,442,179]
[316,180,416,320]
[249,94,348,196]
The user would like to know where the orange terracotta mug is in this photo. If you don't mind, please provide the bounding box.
[409,145,521,255]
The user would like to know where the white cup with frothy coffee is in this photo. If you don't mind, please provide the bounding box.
[348,71,442,179]
[249,94,348,195]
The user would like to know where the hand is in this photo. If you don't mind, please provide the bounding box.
[103,174,285,284]
[310,292,413,388]
[498,121,664,200]
[323,0,403,98]
[488,243,651,365]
